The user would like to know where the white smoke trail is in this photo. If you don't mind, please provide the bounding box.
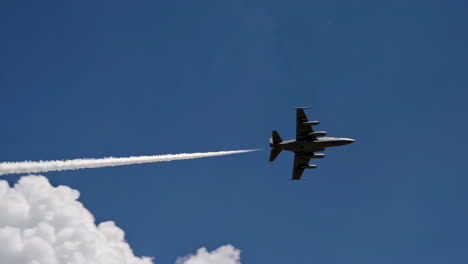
[0,149,258,176]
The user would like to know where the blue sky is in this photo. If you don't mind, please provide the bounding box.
[1,0,468,263]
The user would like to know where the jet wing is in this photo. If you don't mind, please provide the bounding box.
[296,108,315,141]
[291,153,312,180]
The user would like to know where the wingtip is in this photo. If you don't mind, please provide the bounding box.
[292,106,312,109]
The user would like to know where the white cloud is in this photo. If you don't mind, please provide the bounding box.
[176,245,241,264]
[0,175,242,264]
[0,175,153,264]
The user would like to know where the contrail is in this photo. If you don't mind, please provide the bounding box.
[0,149,259,176]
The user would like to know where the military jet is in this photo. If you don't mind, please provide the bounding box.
[269,107,355,180]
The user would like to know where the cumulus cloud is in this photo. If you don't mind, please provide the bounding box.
[176,245,241,264]
[0,175,242,264]
[0,175,152,264]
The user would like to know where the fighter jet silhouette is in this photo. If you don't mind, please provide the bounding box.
[269,107,355,180]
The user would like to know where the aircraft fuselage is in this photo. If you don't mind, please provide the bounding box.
[270,137,355,153]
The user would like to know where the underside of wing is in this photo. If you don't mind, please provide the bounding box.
[296,108,315,141]
[291,153,312,180]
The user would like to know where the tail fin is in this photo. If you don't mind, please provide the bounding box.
[269,148,282,162]
[271,130,282,144]
[269,130,283,162]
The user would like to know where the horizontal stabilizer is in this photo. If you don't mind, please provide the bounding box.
[269,148,282,162]
[271,130,282,144]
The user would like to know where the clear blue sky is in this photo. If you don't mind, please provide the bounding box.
[1,0,468,263]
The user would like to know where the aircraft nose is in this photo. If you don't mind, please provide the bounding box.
[343,138,355,144]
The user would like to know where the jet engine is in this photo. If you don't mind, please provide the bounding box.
[301,165,317,169]
[303,121,319,126]
[308,131,327,137]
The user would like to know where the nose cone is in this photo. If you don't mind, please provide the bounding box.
[342,138,355,145]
